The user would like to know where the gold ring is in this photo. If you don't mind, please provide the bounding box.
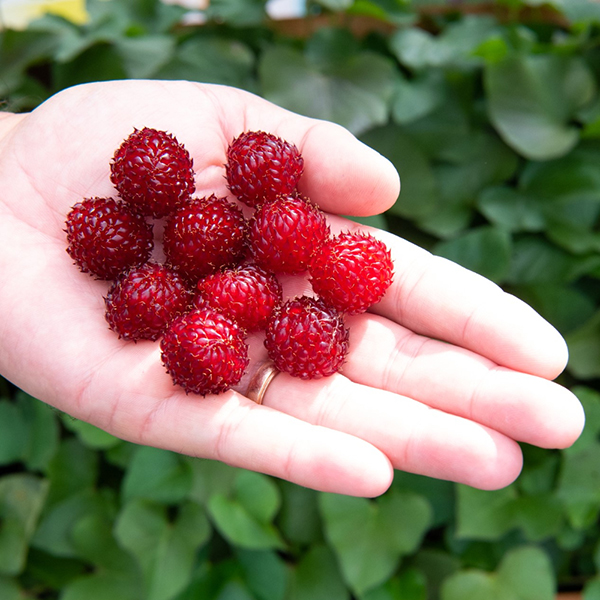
[246,361,279,405]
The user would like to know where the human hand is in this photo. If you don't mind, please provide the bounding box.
[0,80,584,497]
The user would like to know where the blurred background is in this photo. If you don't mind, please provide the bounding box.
[1,0,600,598]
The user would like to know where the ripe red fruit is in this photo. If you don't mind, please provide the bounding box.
[104,262,191,341]
[226,130,304,208]
[249,195,330,274]
[265,296,349,379]
[110,127,195,218]
[163,195,248,283]
[310,231,394,314]
[160,308,249,395]
[65,197,154,280]
[195,264,282,332]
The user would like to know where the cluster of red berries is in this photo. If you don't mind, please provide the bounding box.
[65,128,394,396]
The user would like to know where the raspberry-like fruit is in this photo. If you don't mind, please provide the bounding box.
[310,231,394,314]
[265,296,349,379]
[160,308,249,395]
[249,195,329,274]
[104,262,191,341]
[195,264,282,332]
[163,195,248,283]
[65,197,154,280]
[110,127,195,218]
[226,130,304,208]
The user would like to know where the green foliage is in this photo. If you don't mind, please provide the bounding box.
[3,0,600,597]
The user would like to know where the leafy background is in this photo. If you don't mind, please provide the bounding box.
[2,0,600,598]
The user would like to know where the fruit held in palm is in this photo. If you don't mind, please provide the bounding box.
[249,195,329,274]
[160,308,249,395]
[65,197,154,280]
[265,296,349,379]
[163,195,248,283]
[226,130,304,208]
[104,262,191,341]
[310,231,394,314]
[195,264,282,332]
[110,127,195,218]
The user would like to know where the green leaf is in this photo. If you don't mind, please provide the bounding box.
[186,457,239,505]
[259,42,397,135]
[0,401,29,466]
[287,545,349,600]
[60,571,143,600]
[441,547,555,600]
[205,469,283,550]
[46,438,98,506]
[236,549,288,600]
[205,0,268,27]
[389,16,499,71]
[114,34,175,79]
[320,491,432,595]
[115,499,211,600]
[455,485,517,541]
[0,576,23,600]
[391,71,445,125]
[360,125,436,220]
[566,310,600,379]
[361,569,427,600]
[0,474,49,576]
[121,446,192,504]
[276,481,322,546]
[32,490,107,558]
[155,36,256,90]
[485,54,596,159]
[477,187,546,233]
[61,415,120,450]
[434,226,512,283]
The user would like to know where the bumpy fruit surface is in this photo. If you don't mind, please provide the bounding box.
[163,195,248,283]
[104,262,191,341]
[160,308,249,395]
[65,197,154,279]
[249,195,329,274]
[265,296,349,379]
[226,130,304,208]
[195,264,282,332]
[310,231,394,314]
[110,127,195,218]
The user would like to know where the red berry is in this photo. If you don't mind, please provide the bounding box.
[160,308,249,395]
[249,195,329,274]
[265,296,349,379]
[195,264,282,332]
[310,231,394,315]
[110,127,195,218]
[104,262,191,341]
[226,130,304,208]
[163,195,248,283]
[65,197,153,280]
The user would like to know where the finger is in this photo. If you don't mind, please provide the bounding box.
[260,372,524,490]
[78,356,393,498]
[343,313,585,449]
[327,216,569,380]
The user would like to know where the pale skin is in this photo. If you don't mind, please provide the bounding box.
[0,80,585,497]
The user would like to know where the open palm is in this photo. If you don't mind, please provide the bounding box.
[0,80,584,497]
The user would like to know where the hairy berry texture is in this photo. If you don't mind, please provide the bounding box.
[265,296,349,379]
[110,127,195,218]
[160,308,249,395]
[249,195,329,274]
[163,195,248,283]
[104,262,191,341]
[65,197,154,279]
[226,130,304,208]
[195,264,282,332]
[310,231,394,315]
